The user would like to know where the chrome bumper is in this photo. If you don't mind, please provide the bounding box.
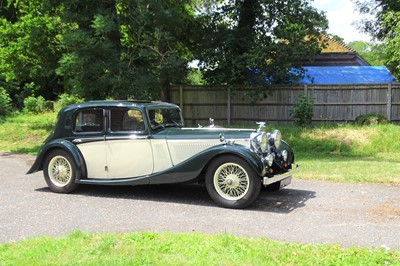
[263,164,300,186]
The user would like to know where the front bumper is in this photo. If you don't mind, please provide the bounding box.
[263,164,300,186]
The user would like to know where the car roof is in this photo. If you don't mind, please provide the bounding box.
[61,100,180,113]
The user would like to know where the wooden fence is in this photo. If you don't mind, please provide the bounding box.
[170,83,400,126]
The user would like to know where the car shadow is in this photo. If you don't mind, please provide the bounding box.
[35,184,315,213]
[251,188,316,213]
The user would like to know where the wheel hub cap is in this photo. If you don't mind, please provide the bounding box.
[213,163,250,200]
[48,156,71,186]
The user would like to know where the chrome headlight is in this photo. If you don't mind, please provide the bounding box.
[266,154,274,167]
[269,130,282,149]
[250,132,268,153]
[281,150,288,162]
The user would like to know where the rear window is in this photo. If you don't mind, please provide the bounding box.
[73,108,104,133]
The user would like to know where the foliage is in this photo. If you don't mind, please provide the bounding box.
[23,95,46,114]
[118,0,199,101]
[290,94,314,127]
[0,87,12,117]
[196,0,328,91]
[185,68,206,85]
[355,113,389,126]
[54,0,124,100]
[56,93,84,110]
[0,231,399,265]
[0,1,64,101]
[0,0,330,102]
[354,1,400,79]
[347,41,387,66]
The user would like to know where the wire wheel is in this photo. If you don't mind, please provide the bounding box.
[48,155,72,187]
[213,162,250,200]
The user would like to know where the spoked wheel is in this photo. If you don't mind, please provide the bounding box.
[205,155,261,209]
[43,149,79,193]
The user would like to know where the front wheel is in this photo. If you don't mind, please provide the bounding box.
[205,155,261,209]
[43,149,79,193]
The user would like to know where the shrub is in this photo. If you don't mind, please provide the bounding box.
[56,93,83,110]
[0,87,12,117]
[290,94,314,127]
[355,114,389,126]
[23,96,46,114]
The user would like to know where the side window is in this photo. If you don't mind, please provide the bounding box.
[110,108,145,132]
[74,108,104,133]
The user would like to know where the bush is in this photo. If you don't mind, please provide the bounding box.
[355,114,389,126]
[56,93,83,110]
[23,96,46,114]
[290,94,314,127]
[0,87,12,117]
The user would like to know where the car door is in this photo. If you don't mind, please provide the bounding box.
[73,107,108,178]
[105,107,154,179]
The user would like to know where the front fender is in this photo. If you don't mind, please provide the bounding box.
[277,140,295,164]
[149,143,265,184]
[26,139,86,180]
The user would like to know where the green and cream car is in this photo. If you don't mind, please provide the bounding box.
[27,100,298,209]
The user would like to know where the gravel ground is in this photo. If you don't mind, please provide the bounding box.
[1,152,399,250]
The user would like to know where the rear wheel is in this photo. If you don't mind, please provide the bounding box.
[205,155,261,209]
[43,150,79,193]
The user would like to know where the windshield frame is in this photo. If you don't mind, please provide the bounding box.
[146,107,185,131]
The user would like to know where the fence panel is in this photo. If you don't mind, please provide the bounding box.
[170,84,400,126]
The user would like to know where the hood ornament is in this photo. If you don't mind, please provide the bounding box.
[256,122,266,132]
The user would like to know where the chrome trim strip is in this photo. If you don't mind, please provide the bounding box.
[263,164,300,186]
[72,137,104,143]
[106,135,149,140]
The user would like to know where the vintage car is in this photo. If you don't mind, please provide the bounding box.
[27,100,298,209]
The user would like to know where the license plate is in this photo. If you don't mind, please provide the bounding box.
[280,176,292,188]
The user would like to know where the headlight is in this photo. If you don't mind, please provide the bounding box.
[281,150,288,161]
[250,132,268,153]
[269,130,282,149]
[266,154,274,167]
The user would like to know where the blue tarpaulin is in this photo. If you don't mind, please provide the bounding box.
[296,66,396,84]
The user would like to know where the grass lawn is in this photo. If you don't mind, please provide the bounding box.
[1,231,399,265]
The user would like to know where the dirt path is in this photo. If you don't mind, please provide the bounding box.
[1,152,399,250]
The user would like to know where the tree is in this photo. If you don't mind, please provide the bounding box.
[0,0,63,105]
[354,0,400,79]
[196,0,328,90]
[347,40,387,66]
[118,0,199,101]
[354,0,400,39]
[53,0,124,100]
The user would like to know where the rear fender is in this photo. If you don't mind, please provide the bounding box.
[26,139,86,180]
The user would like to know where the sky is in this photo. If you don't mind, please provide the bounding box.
[310,0,372,43]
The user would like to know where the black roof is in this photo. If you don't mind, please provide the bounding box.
[60,100,180,113]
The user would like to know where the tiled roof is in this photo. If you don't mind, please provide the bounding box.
[320,34,355,53]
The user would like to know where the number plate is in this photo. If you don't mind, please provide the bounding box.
[280,175,292,188]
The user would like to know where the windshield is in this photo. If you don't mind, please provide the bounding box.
[148,107,184,130]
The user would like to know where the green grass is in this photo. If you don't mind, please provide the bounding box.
[0,231,399,265]
[276,124,400,184]
[0,112,56,154]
